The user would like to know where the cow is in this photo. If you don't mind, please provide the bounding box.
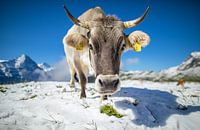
[63,5,150,99]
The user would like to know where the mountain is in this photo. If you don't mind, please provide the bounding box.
[38,63,53,72]
[120,52,200,82]
[0,54,47,84]
[0,54,70,84]
[1,52,200,84]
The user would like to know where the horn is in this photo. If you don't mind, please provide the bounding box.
[63,4,89,29]
[123,6,150,28]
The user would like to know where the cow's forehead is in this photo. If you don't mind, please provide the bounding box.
[89,16,124,28]
[90,26,124,40]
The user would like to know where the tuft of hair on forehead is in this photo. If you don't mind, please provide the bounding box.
[92,15,122,28]
[107,15,120,20]
[94,15,120,22]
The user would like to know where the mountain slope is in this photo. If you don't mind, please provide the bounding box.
[120,52,200,82]
[38,63,53,72]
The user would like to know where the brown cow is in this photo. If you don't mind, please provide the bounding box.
[63,5,150,98]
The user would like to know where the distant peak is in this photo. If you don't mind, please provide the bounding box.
[38,62,53,72]
[38,62,51,68]
[15,54,36,68]
[178,51,200,70]
[18,54,30,59]
[16,54,31,63]
[191,52,200,58]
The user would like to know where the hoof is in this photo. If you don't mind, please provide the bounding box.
[101,95,108,101]
[80,95,86,99]
[80,92,86,99]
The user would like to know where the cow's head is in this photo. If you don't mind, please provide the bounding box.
[64,5,150,95]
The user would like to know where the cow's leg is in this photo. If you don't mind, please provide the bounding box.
[67,58,75,88]
[73,55,88,98]
[78,71,87,98]
[74,61,87,98]
[69,67,75,88]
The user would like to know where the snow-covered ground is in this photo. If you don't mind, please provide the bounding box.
[0,80,200,130]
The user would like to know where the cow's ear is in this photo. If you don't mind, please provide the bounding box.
[63,33,89,50]
[125,31,150,52]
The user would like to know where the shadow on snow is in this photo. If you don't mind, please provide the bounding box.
[113,86,200,127]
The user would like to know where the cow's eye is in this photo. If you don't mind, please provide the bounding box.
[121,43,126,51]
[89,44,93,50]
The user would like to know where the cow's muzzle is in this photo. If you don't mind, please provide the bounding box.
[95,74,121,95]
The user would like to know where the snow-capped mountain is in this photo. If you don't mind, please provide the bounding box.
[120,52,200,82]
[38,63,53,72]
[0,54,70,84]
[1,52,200,84]
[0,54,47,84]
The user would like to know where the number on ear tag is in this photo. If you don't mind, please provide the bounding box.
[75,42,84,50]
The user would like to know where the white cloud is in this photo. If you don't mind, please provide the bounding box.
[38,57,70,81]
[50,57,70,81]
[120,58,139,71]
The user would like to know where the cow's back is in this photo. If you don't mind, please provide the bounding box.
[67,7,106,36]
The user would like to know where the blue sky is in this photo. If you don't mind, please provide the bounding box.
[0,0,200,71]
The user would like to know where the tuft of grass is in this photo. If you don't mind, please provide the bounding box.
[30,94,37,99]
[21,84,29,88]
[190,94,199,97]
[20,94,37,100]
[0,86,8,93]
[62,88,66,93]
[100,105,123,118]
[56,85,63,88]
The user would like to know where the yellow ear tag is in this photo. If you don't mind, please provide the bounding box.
[133,42,142,52]
[75,42,84,50]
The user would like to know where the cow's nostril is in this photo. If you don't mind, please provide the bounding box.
[99,79,103,86]
[113,79,119,87]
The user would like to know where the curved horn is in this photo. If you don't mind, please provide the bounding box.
[63,4,89,29]
[123,6,150,29]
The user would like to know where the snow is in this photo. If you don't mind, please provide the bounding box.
[0,60,8,63]
[178,52,200,71]
[38,63,53,72]
[15,54,27,68]
[191,52,200,58]
[0,80,200,130]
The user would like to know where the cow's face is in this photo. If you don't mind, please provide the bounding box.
[64,5,150,95]
[88,22,124,94]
